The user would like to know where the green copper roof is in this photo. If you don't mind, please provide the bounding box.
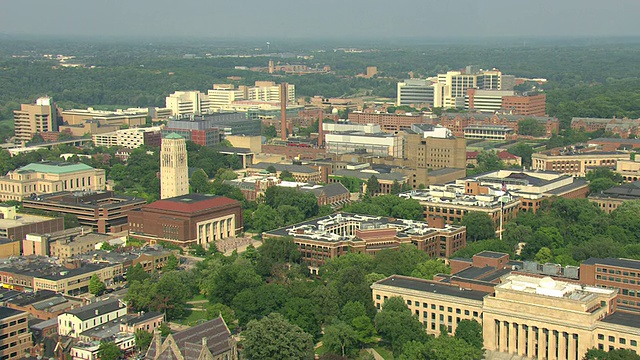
[18,162,94,174]
[164,133,184,139]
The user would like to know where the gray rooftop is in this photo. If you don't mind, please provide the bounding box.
[65,298,123,321]
[374,275,489,301]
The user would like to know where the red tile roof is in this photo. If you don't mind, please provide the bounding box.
[466,151,479,159]
[145,195,239,214]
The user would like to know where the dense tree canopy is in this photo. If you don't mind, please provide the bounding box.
[242,313,314,360]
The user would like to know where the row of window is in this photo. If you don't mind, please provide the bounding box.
[597,334,638,346]
[596,275,640,285]
[597,268,640,277]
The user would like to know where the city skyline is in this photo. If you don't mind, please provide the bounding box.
[1,0,640,40]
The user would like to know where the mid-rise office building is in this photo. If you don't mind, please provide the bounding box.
[396,79,445,107]
[325,131,403,158]
[13,97,60,142]
[532,148,631,177]
[60,108,147,128]
[501,92,547,116]
[92,126,162,149]
[465,89,547,116]
[0,307,33,359]
[464,125,516,140]
[165,91,212,116]
[441,112,559,138]
[264,213,466,272]
[164,112,255,140]
[399,182,520,228]
[247,81,295,103]
[348,111,427,133]
[0,161,106,202]
[207,84,247,111]
[403,126,466,169]
[22,191,145,233]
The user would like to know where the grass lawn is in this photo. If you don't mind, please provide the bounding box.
[188,294,207,302]
[315,345,329,356]
[374,345,394,360]
[177,309,209,326]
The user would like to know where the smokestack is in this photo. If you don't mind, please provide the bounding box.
[317,112,324,147]
[280,82,287,140]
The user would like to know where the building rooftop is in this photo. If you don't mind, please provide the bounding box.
[582,257,640,271]
[126,311,163,326]
[589,181,640,200]
[146,316,232,358]
[399,185,517,208]
[251,162,319,174]
[590,137,640,145]
[476,251,508,259]
[0,306,25,320]
[16,161,94,175]
[374,275,489,301]
[600,311,640,328]
[65,298,123,321]
[332,169,407,182]
[144,194,240,214]
[0,212,59,230]
[164,133,184,140]
[497,274,615,301]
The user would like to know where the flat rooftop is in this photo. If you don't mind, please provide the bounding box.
[374,275,489,301]
[0,213,59,229]
[582,258,640,271]
[600,311,640,328]
[498,274,615,301]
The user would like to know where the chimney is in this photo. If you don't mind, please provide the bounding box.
[317,113,324,148]
[202,337,208,347]
[155,328,162,352]
[280,82,287,140]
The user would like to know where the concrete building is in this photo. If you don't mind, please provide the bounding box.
[399,182,520,228]
[464,125,516,140]
[60,108,147,128]
[160,133,189,200]
[247,162,323,183]
[461,170,590,213]
[322,122,382,135]
[92,126,162,149]
[165,91,211,116]
[440,112,559,138]
[128,194,243,248]
[13,97,60,142]
[0,161,106,202]
[531,148,631,177]
[58,298,127,338]
[4,290,82,320]
[465,89,547,116]
[207,84,247,111]
[164,112,256,139]
[325,131,403,158]
[396,79,444,107]
[0,204,63,242]
[348,111,427,133]
[0,307,33,359]
[264,213,466,271]
[502,92,547,116]
[465,89,515,112]
[615,158,640,182]
[373,271,640,360]
[588,181,640,213]
[403,127,466,169]
[226,134,262,153]
[435,67,506,109]
[247,81,295,103]
[22,191,146,233]
[145,316,237,360]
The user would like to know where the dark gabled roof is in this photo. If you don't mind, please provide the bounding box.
[374,275,489,301]
[320,182,350,198]
[126,311,163,326]
[65,298,123,321]
[146,316,232,359]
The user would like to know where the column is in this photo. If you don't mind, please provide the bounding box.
[527,326,536,358]
[568,334,577,360]
[548,330,557,360]
[558,332,567,360]
[539,328,547,360]
[508,322,517,354]
[230,216,236,237]
[208,222,214,245]
[517,324,527,357]
[499,321,508,352]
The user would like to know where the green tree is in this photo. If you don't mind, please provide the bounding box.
[206,303,237,332]
[262,124,277,139]
[266,165,277,174]
[589,177,616,194]
[159,322,172,336]
[586,168,623,183]
[366,175,379,196]
[518,118,546,137]
[163,255,179,271]
[64,214,80,228]
[190,169,212,194]
[97,341,122,360]
[374,297,429,354]
[135,329,153,352]
[242,313,314,360]
[391,180,402,194]
[461,211,495,241]
[429,334,484,360]
[454,319,484,350]
[410,259,451,280]
[535,247,554,263]
[279,170,296,181]
[322,321,358,357]
[127,263,150,284]
[89,274,106,295]
[251,204,283,233]
[507,143,534,167]
[584,348,640,360]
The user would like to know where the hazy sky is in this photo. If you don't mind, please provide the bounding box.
[1,0,640,39]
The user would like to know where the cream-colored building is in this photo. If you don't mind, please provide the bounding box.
[436,67,504,109]
[33,263,123,295]
[0,162,106,202]
[532,150,631,177]
[60,108,146,127]
[208,84,247,111]
[226,134,262,153]
[58,298,127,338]
[13,97,60,142]
[92,126,163,149]
[160,133,189,199]
[247,81,295,102]
[165,91,212,116]
[372,274,640,360]
[615,158,640,182]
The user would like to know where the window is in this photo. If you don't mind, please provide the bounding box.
[447,307,452,313]
[598,334,604,340]
[376,295,380,300]
[456,309,461,314]
[439,306,444,311]
[465,310,470,315]
[473,311,478,317]
[431,304,436,310]
[609,336,615,342]
[631,340,637,346]
[620,338,626,345]
[407,300,412,306]
[423,302,428,308]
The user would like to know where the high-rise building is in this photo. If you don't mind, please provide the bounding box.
[437,67,505,109]
[13,97,60,142]
[247,81,295,103]
[165,91,212,116]
[160,134,189,199]
[207,84,247,111]
[0,307,33,359]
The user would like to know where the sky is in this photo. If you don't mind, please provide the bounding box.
[1,0,640,40]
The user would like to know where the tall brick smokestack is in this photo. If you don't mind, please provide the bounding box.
[280,82,287,141]
[317,113,324,147]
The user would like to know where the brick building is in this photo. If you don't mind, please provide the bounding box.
[128,194,243,248]
[0,204,63,242]
[440,113,558,138]
[501,93,547,116]
[348,111,428,133]
[22,191,146,233]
